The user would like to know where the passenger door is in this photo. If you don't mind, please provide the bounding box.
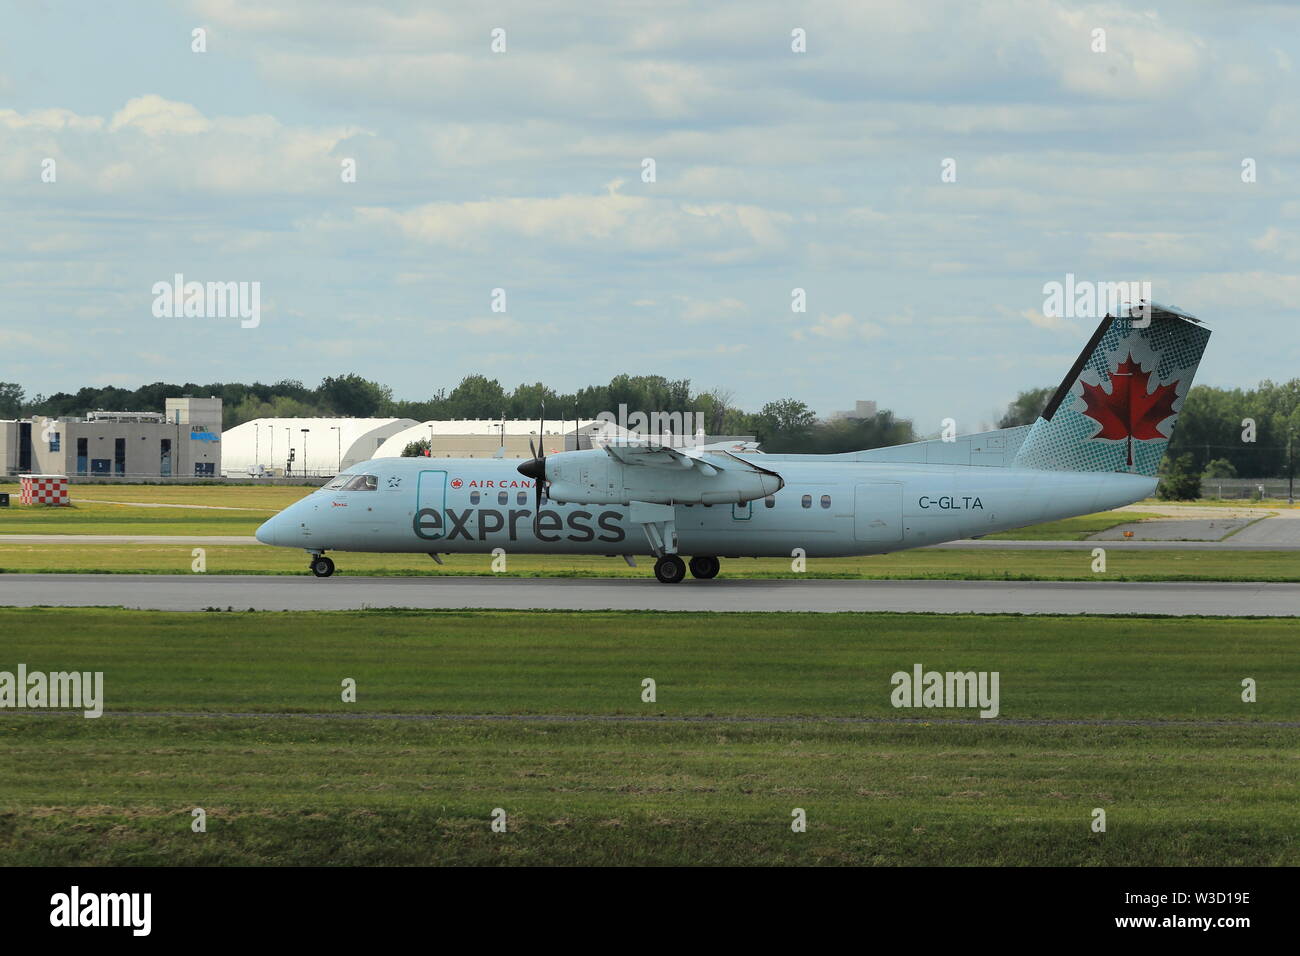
[415,470,448,541]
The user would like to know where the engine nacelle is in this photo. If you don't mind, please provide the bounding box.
[542,447,782,506]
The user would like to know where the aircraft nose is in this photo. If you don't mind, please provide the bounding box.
[255,515,279,546]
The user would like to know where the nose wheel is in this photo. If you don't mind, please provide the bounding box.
[653,554,686,584]
[310,555,335,578]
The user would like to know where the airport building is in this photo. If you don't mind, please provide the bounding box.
[0,397,223,479]
[220,418,418,477]
[830,400,878,421]
[1,406,758,480]
[372,419,754,460]
[374,419,606,461]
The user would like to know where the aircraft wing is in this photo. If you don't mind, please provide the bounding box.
[602,441,723,474]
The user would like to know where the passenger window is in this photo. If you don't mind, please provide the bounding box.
[498,491,508,505]
[517,492,527,505]
[820,495,831,509]
[764,496,775,508]
[470,491,480,505]
[801,494,811,509]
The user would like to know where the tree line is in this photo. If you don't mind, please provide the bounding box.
[2,373,1295,474]
[0,373,915,455]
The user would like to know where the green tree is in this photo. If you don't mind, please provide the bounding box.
[508,382,558,420]
[997,386,1054,428]
[1157,453,1201,500]
[316,374,393,418]
[755,399,818,438]
[444,375,506,418]
[0,382,23,419]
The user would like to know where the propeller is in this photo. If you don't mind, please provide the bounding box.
[515,402,547,529]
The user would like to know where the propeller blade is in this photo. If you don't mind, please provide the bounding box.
[538,402,545,460]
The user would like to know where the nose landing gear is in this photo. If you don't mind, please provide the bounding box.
[309,555,335,578]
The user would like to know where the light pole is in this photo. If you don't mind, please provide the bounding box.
[330,426,341,472]
[301,428,311,478]
[285,427,291,476]
[1288,425,1294,506]
[268,425,274,476]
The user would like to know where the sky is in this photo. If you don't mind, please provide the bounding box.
[2,0,1298,433]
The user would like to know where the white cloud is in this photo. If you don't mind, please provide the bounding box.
[678,296,747,321]
[0,96,367,194]
[791,312,885,342]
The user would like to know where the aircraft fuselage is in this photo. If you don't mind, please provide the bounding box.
[256,455,1155,558]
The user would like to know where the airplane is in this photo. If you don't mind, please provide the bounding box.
[255,303,1211,583]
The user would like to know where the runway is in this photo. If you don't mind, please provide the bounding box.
[0,573,1297,615]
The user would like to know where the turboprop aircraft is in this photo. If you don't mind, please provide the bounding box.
[255,303,1211,583]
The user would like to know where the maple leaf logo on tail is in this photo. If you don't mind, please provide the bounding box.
[1079,353,1180,467]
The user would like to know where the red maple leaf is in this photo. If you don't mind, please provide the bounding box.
[1079,353,1179,466]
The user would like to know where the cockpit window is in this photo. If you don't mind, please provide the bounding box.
[326,473,377,491]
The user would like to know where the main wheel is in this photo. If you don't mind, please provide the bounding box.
[653,554,687,584]
[688,556,720,579]
[310,555,335,578]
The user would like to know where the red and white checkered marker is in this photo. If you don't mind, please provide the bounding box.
[19,475,69,506]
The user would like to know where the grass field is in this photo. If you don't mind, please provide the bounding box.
[0,608,1295,865]
[0,502,275,535]
[981,511,1163,539]
[0,482,314,510]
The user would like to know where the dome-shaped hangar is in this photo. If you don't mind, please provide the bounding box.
[222,418,417,477]
[375,419,608,460]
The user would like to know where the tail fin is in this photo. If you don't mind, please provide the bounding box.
[1012,303,1211,476]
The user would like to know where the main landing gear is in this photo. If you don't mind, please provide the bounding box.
[653,554,686,584]
[309,554,335,578]
[653,554,720,584]
[688,555,720,580]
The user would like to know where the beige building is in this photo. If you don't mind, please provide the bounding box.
[830,400,878,422]
[0,397,222,478]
